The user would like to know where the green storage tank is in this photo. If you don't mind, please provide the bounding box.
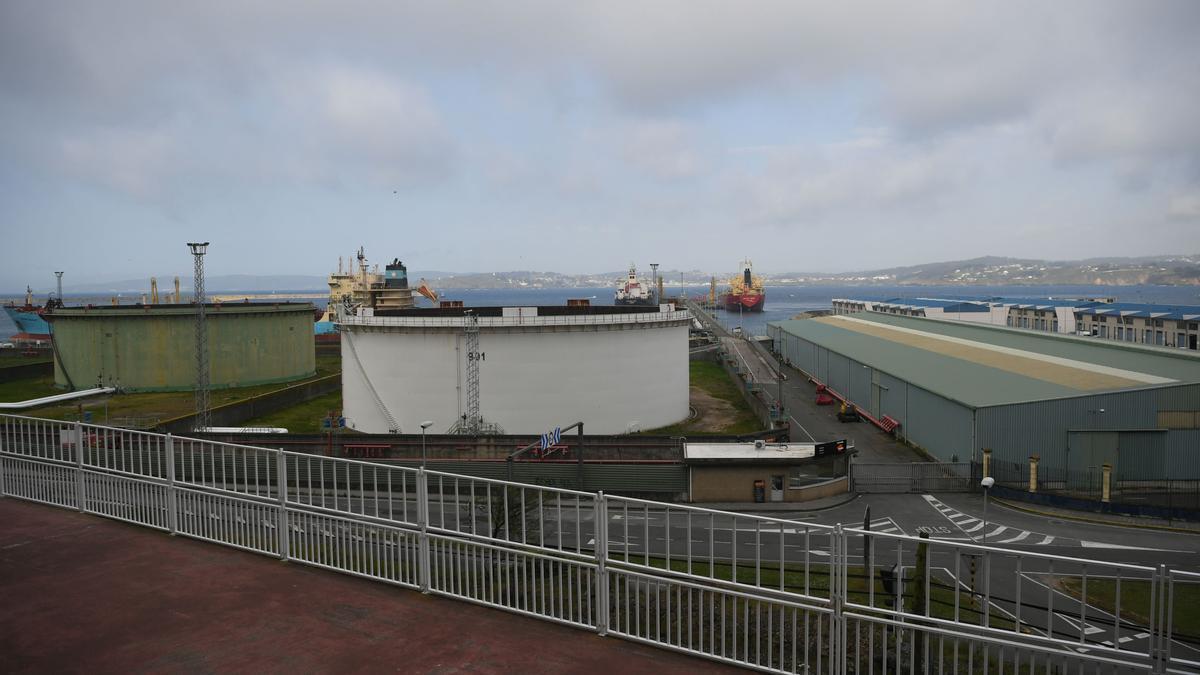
[46,303,317,392]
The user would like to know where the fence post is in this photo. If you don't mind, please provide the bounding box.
[1153,564,1168,674]
[166,434,177,535]
[1101,463,1112,503]
[0,417,6,498]
[1028,455,1039,493]
[832,523,845,674]
[417,467,430,593]
[276,449,289,561]
[74,422,85,512]
[595,492,608,636]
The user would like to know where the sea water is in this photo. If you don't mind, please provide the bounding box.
[3,284,1198,340]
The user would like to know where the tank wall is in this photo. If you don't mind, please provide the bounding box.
[342,324,689,434]
[52,309,315,391]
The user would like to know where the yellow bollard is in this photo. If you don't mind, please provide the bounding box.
[1102,463,1112,503]
[1029,455,1039,493]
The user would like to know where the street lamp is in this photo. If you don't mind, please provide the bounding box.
[420,420,434,468]
[980,476,995,543]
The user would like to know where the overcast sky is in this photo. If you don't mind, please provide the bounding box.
[2,1,1198,289]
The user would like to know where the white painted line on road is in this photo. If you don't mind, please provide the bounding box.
[1080,540,1188,552]
[1054,612,1106,636]
[995,531,1030,544]
[1101,632,1150,647]
[788,416,816,443]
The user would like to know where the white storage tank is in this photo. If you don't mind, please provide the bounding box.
[340,305,691,434]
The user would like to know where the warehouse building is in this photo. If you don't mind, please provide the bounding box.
[1074,303,1200,350]
[831,294,1129,336]
[768,313,1200,479]
[46,303,316,392]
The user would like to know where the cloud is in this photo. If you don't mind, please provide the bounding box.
[56,126,180,196]
[1,1,1198,285]
[1169,191,1200,219]
[619,119,706,180]
[283,66,456,187]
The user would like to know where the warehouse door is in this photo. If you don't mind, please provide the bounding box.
[1067,431,1118,490]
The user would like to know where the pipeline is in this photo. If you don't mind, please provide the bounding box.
[0,387,115,410]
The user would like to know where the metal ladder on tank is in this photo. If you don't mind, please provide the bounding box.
[341,330,401,433]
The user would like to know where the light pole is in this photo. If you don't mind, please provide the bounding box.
[187,242,211,433]
[420,420,434,468]
[980,476,995,543]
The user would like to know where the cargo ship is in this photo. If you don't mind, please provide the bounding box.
[2,287,53,342]
[614,264,655,306]
[721,260,765,312]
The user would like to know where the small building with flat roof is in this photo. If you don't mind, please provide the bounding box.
[768,313,1200,480]
[684,440,849,503]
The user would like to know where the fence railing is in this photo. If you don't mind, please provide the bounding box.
[1,413,1195,674]
[992,458,1200,514]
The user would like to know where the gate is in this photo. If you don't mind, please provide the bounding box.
[851,461,977,493]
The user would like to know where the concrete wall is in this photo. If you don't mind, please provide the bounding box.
[160,373,340,433]
[689,466,848,503]
[49,305,315,391]
[342,318,689,435]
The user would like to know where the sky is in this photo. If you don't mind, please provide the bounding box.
[1,1,1199,289]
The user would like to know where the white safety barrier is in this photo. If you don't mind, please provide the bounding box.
[1,413,1194,674]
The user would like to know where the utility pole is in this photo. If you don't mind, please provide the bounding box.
[188,242,211,433]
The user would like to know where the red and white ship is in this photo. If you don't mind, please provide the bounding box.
[721,260,765,312]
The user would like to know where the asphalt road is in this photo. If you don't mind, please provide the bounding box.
[688,300,922,462]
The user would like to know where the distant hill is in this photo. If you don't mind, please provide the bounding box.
[7,254,1199,298]
[766,255,1200,286]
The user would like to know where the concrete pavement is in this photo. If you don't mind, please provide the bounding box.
[0,498,739,674]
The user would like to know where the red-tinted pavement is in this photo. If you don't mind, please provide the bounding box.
[0,499,741,674]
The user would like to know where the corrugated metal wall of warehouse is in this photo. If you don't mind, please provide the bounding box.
[770,325,976,462]
[976,383,1200,479]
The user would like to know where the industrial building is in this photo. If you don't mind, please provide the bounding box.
[768,313,1200,479]
[46,303,316,392]
[685,441,849,503]
[340,304,690,435]
[1074,303,1200,350]
[831,295,1200,347]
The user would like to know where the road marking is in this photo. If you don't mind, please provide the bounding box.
[1054,612,1106,636]
[994,531,1030,544]
[788,416,816,442]
[922,495,1059,546]
[1080,540,1188,552]
[1101,632,1150,647]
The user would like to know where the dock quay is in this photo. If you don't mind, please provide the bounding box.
[683,298,924,464]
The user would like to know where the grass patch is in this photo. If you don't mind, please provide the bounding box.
[645,360,761,435]
[0,351,53,366]
[243,390,343,434]
[0,373,60,403]
[7,350,342,423]
[1059,576,1200,641]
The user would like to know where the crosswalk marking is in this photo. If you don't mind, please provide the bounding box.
[922,495,1061,547]
[1101,631,1150,647]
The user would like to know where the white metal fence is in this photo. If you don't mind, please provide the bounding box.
[1,413,1196,674]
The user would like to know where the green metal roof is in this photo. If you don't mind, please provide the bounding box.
[771,313,1200,408]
